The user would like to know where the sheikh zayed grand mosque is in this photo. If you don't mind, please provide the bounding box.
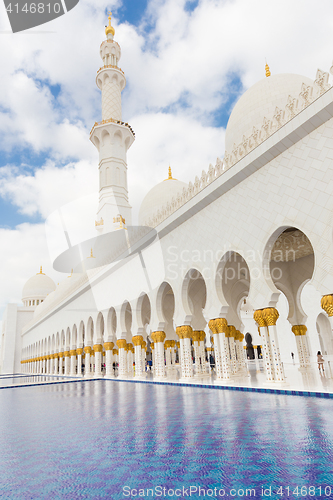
[2,13,333,387]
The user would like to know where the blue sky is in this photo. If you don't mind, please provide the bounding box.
[0,0,333,310]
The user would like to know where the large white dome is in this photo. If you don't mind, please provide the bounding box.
[225,73,314,152]
[33,273,82,318]
[22,268,56,302]
[139,176,187,226]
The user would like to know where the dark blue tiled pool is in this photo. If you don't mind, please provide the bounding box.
[1,380,333,499]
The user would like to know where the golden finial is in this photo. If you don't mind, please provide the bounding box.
[88,248,95,259]
[164,166,177,181]
[105,11,115,37]
[265,62,271,77]
[37,266,45,275]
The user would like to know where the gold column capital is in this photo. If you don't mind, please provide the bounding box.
[103,342,114,351]
[192,330,204,342]
[235,330,244,341]
[228,325,237,338]
[112,349,118,355]
[209,318,228,334]
[84,346,91,354]
[262,307,279,326]
[150,342,154,350]
[132,335,144,346]
[64,351,70,357]
[76,348,83,355]
[321,294,333,316]
[93,344,103,353]
[292,325,307,336]
[176,341,180,349]
[176,325,193,339]
[70,350,77,356]
[151,331,166,343]
[116,339,127,349]
[253,309,266,327]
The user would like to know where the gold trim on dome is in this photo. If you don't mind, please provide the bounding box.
[164,166,177,181]
[37,266,45,275]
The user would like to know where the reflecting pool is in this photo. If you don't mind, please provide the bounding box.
[0,381,333,499]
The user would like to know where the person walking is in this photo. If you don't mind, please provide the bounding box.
[291,352,294,363]
[317,351,325,373]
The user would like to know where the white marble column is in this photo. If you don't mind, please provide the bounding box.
[292,325,310,368]
[209,318,232,381]
[84,346,92,377]
[117,340,128,377]
[54,354,59,375]
[76,348,83,376]
[151,331,166,378]
[58,353,64,375]
[50,354,54,375]
[192,331,205,375]
[263,308,285,383]
[93,344,103,377]
[228,327,239,375]
[171,345,177,370]
[104,342,114,378]
[132,336,144,378]
[127,346,134,376]
[254,311,275,383]
[176,326,193,379]
[70,350,77,376]
[64,351,70,375]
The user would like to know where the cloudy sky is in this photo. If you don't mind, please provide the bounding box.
[0,0,333,319]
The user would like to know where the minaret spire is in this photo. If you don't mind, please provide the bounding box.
[90,13,135,232]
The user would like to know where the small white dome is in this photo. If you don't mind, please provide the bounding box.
[139,174,188,226]
[225,73,314,152]
[33,273,82,318]
[22,268,56,302]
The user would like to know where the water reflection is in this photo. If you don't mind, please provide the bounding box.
[0,381,332,499]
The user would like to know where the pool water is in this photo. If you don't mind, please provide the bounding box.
[0,381,333,499]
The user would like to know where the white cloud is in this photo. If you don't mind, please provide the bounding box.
[0,159,98,218]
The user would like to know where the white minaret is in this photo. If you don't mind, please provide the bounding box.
[90,13,135,233]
